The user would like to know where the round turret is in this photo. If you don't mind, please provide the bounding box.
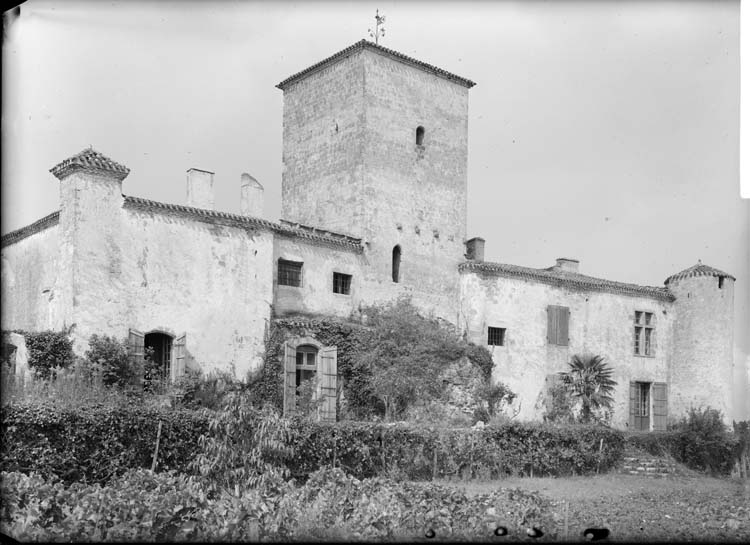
[665,261,735,424]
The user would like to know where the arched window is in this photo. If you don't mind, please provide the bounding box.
[145,332,173,382]
[416,126,425,146]
[392,245,401,283]
[296,344,318,388]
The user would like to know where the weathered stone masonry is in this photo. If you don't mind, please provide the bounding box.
[1,39,736,428]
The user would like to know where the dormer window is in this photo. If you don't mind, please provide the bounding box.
[416,126,425,146]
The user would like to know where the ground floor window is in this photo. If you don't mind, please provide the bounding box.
[283,337,338,422]
[630,381,668,431]
[2,343,17,374]
[295,344,318,388]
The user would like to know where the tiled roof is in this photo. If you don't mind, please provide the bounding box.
[665,262,735,285]
[50,148,130,181]
[459,261,675,302]
[276,39,476,90]
[1,211,60,248]
[124,196,363,251]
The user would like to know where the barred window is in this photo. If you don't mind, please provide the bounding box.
[278,259,302,287]
[488,327,506,346]
[333,272,352,295]
[634,311,656,356]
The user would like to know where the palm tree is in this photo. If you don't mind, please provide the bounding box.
[558,354,617,423]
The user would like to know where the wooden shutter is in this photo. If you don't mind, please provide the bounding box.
[547,306,569,345]
[547,306,556,344]
[652,382,668,431]
[559,308,570,346]
[283,342,297,417]
[318,346,338,423]
[629,381,637,429]
[128,329,145,387]
[172,334,186,382]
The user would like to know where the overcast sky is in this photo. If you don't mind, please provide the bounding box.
[2,0,748,417]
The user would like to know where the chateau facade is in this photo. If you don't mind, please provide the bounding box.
[1,40,735,429]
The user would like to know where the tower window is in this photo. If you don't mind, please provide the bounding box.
[333,272,352,295]
[416,126,425,146]
[278,259,303,287]
[488,327,506,346]
[718,276,724,289]
[392,245,401,283]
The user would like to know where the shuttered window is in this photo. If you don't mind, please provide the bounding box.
[547,305,570,346]
[283,340,338,422]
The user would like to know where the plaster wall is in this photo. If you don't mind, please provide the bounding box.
[460,272,674,428]
[0,225,62,331]
[273,236,365,319]
[1,226,61,332]
[668,276,734,423]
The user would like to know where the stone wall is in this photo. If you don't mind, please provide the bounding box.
[459,271,674,428]
[279,47,470,323]
[1,221,61,332]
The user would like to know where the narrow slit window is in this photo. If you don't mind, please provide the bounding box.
[333,272,352,295]
[278,259,303,287]
[392,245,401,283]
[416,126,425,146]
[718,276,724,289]
[488,327,506,346]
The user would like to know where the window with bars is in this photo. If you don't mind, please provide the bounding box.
[278,259,303,287]
[547,305,570,346]
[333,272,352,295]
[634,311,656,356]
[487,327,506,346]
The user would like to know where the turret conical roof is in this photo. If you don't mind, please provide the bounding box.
[664,261,735,285]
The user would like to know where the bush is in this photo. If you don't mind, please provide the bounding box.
[19,330,75,379]
[0,401,209,484]
[84,334,135,389]
[0,467,557,542]
[626,407,738,475]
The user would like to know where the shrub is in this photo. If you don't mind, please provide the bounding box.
[1,401,209,484]
[542,379,576,424]
[626,407,738,475]
[20,330,75,379]
[84,334,136,389]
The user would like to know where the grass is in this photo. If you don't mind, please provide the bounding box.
[443,473,750,542]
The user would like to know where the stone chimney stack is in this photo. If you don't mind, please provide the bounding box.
[465,237,485,261]
[186,168,215,210]
[555,257,579,273]
[240,173,264,218]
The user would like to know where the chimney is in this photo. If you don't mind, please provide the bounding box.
[186,168,215,210]
[465,237,485,261]
[555,257,579,273]
[240,173,264,217]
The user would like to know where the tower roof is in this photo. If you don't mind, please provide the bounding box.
[50,148,130,181]
[664,261,735,285]
[276,39,476,91]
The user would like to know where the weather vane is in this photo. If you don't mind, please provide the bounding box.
[368,9,386,44]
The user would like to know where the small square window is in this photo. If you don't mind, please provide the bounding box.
[488,327,506,346]
[278,259,302,287]
[333,272,352,295]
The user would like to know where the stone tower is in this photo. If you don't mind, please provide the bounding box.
[276,40,475,321]
[665,262,735,424]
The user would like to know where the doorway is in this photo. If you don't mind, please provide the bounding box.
[634,382,651,431]
[144,332,173,381]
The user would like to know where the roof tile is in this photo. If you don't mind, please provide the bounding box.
[50,148,130,181]
[460,260,674,302]
[276,39,476,90]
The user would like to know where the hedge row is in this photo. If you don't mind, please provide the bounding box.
[2,402,625,484]
[1,402,209,484]
[291,421,625,480]
[1,467,556,542]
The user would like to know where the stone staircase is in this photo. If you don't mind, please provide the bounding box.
[620,454,678,477]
